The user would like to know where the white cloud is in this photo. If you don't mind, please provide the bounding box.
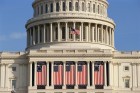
[10,32,26,39]
[0,32,26,42]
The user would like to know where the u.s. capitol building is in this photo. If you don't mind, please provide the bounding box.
[0,0,140,93]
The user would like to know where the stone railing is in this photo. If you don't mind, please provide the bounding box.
[26,12,114,26]
[29,49,112,55]
[114,51,140,58]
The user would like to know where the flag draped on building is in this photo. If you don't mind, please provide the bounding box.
[53,65,63,85]
[36,62,47,86]
[70,28,80,35]
[77,65,87,85]
[65,65,75,85]
[94,62,104,85]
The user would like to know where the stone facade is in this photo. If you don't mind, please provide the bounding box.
[0,0,140,93]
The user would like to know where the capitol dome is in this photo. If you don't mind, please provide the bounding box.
[25,0,115,50]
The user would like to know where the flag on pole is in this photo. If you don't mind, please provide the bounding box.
[70,28,80,35]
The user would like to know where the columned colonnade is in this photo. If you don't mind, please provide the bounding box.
[27,22,114,47]
[29,61,111,89]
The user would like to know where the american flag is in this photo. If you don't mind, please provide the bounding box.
[53,65,63,85]
[77,65,87,85]
[70,28,80,35]
[36,62,47,86]
[94,62,104,85]
[65,65,75,85]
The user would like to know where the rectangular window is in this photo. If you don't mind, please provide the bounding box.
[41,5,43,14]
[50,3,53,12]
[75,2,78,11]
[124,66,129,71]
[63,2,66,11]
[12,67,16,72]
[93,4,95,13]
[46,4,48,13]
[56,2,59,12]
[69,2,72,11]
[12,80,16,89]
[125,79,130,88]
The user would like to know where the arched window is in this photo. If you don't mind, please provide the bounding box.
[46,4,48,13]
[82,2,85,11]
[56,2,59,12]
[69,2,72,11]
[63,2,66,11]
[93,4,95,13]
[87,3,90,12]
[41,5,43,14]
[98,5,100,14]
[50,3,53,12]
[75,2,78,11]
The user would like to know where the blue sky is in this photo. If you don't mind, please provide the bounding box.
[0,0,140,51]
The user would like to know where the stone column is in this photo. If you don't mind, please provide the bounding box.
[47,62,49,87]
[101,25,104,43]
[112,29,114,47]
[75,61,78,88]
[81,22,83,41]
[109,27,112,45]
[43,24,46,43]
[65,22,68,41]
[33,27,35,45]
[58,22,61,42]
[34,62,37,87]
[109,62,113,87]
[138,63,140,87]
[95,24,98,42]
[38,25,40,44]
[5,64,8,88]
[29,62,32,87]
[106,26,108,44]
[63,62,66,89]
[92,62,95,87]
[117,63,120,88]
[51,62,54,87]
[92,26,95,42]
[87,62,90,87]
[50,23,53,42]
[86,25,89,42]
[0,64,4,88]
[132,63,138,88]
[88,23,91,42]
[104,62,107,87]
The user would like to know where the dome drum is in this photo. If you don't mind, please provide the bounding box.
[26,21,115,50]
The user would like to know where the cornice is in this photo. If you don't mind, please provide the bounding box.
[26,13,115,28]
[27,53,113,58]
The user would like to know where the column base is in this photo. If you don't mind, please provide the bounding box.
[62,86,66,89]
[87,86,95,89]
[104,86,112,89]
[75,85,78,89]
[47,86,54,89]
